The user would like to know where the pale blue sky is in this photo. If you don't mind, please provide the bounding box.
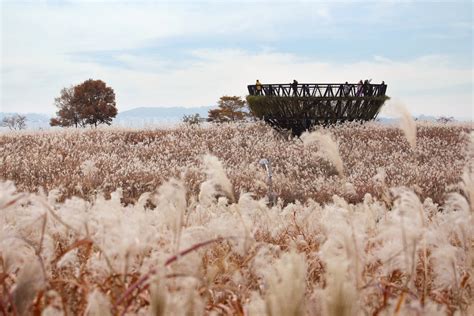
[1,0,473,118]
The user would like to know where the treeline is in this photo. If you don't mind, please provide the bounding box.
[50,79,251,128]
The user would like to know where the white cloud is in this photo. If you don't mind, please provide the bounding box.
[2,46,472,119]
[1,1,472,119]
[1,1,333,57]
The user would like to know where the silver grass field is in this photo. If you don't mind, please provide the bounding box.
[0,120,473,315]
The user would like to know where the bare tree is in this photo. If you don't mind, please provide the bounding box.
[436,116,455,124]
[1,114,27,130]
[183,113,202,125]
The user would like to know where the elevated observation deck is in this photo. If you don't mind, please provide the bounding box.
[246,82,389,135]
[248,82,387,98]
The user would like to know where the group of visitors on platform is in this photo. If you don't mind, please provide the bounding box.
[255,79,302,96]
[347,79,385,97]
[255,79,385,97]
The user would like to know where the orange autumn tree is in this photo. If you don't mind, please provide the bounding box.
[208,96,249,123]
[51,79,117,127]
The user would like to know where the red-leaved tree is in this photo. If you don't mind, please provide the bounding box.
[50,79,117,127]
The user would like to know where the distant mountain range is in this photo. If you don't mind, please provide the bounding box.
[114,106,214,127]
[0,107,471,130]
[0,106,215,129]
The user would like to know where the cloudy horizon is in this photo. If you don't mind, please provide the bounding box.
[1,0,473,119]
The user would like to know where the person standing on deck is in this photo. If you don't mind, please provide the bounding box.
[379,81,386,96]
[356,80,363,96]
[256,80,263,95]
[343,81,351,96]
[292,79,298,96]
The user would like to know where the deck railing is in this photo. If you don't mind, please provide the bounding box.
[248,83,387,98]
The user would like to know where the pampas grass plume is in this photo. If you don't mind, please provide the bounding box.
[12,259,45,315]
[301,131,344,177]
[394,101,416,150]
[199,154,235,204]
[264,250,307,316]
[323,260,358,316]
[85,289,111,316]
[149,280,168,316]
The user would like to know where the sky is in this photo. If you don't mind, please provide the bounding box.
[1,0,473,118]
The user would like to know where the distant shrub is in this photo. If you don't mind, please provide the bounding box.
[182,113,202,125]
[1,114,27,130]
[437,116,455,123]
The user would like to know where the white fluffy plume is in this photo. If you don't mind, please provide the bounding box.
[301,131,344,177]
[394,101,417,150]
[199,154,235,204]
[264,250,307,316]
